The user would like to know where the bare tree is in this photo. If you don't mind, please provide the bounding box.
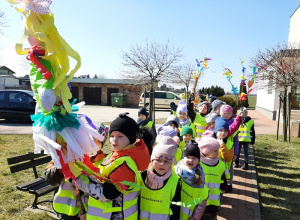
[119,40,183,119]
[168,63,195,103]
[250,42,300,141]
[0,10,7,35]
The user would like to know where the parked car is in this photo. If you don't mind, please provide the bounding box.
[0,90,36,121]
[139,91,182,109]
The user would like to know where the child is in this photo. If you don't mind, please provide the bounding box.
[177,101,195,135]
[71,113,151,220]
[170,101,178,115]
[211,99,225,115]
[45,123,108,220]
[188,90,211,138]
[179,125,195,150]
[165,114,180,134]
[139,143,181,220]
[220,105,239,191]
[202,112,219,138]
[236,107,255,170]
[137,107,157,147]
[175,142,209,220]
[198,137,228,220]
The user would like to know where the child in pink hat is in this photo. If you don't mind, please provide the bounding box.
[198,137,228,220]
[139,143,181,219]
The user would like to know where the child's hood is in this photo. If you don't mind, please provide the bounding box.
[111,139,150,171]
[227,117,234,125]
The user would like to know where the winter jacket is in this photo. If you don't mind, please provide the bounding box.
[227,117,239,155]
[219,141,234,162]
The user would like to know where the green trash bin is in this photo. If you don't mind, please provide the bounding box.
[111,93,127,107]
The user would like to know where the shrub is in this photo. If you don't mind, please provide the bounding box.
[218,96,238,115]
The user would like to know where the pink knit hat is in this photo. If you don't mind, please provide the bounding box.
[198,137,220,156]
[220,104,233,114]
[151,143,176,164]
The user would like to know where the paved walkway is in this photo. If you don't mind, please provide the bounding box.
[218,110,282,220]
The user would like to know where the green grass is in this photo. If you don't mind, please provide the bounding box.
[254,135,300,220]
[224,94,257,108]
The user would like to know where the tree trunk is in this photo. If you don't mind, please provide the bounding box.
[282,88,288,142]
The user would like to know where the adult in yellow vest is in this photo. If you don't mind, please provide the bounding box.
[139,142,181,220]
[71,113,151,220]
[175,142,209,220]
[198,137,228,220]
[236,108,255,170]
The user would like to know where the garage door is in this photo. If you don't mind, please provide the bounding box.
[83,87,101,105]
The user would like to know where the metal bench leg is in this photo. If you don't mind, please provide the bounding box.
[31,195,39,209]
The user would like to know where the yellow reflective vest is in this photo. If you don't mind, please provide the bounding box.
[238,120,253,142]
[86,156,141,220]
[139,173,179,220]
[193,113,207,139]
[179,180,209,220]
[53,180,87,216]
[200,161,225,207]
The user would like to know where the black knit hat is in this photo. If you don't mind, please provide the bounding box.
[183,142,200,160]
[138,107,149,117]
[109,112,138,144]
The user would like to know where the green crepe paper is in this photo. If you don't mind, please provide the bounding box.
[170,197,202,208]
[31,111,80,132]
[120,181,148,189]
[30,59,54,92]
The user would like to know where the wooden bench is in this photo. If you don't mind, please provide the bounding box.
[7,152,59,209]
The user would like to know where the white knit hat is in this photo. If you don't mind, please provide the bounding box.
[151,143,176,164]
[176,101,187,115]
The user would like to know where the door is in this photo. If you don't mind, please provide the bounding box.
[70,86,79,103]
[83,87,101,105]
[107,88,119,106]
[154,92,166,108]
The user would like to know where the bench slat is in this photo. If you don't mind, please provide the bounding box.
[7,153,47,165]
[9,156,52,173]
[30,184,59,196]
[16,177,46,191]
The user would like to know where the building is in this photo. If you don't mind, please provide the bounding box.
[256,5,300,121]
[69,78,153,107]
[0,66,20,90]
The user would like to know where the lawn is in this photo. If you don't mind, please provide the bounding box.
[1,133,299,219]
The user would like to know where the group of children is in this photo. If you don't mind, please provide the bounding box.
[45,96,255,220]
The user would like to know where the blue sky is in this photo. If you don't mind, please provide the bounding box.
[1,1,299,92]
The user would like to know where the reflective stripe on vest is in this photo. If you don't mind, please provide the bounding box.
[194,114,207,138]
[87,156,141,220]
[200,161,225,206]
[53,181,86,216]
[180,180,209,220]
[140,173,179,220]
[238,120,253,142]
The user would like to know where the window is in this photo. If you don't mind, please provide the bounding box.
[166,93,175,99]
[0,92,5,101]
[155,92,165,99]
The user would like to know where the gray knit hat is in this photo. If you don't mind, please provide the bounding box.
[205,113,219,123]
[165,115,180,128]
[211,99,224,111]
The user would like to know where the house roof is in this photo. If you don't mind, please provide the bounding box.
[69,78,132,84]
[0,66,15,73]
[290,5,300,18]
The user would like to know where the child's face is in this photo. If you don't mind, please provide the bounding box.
[178,112,187,120]
[183,156,199,169]
[168,123,177,130]
[139,114,147,121]
[214,104,223,114]
[183,134,193,142]
[198,104,207,114]
[221,112,232,120]
[153,158,172,175]
[207,122,215,130]
[216,129,228,139]
[205,149,219,159]
[243,111,248,117]
[110,131,130,151]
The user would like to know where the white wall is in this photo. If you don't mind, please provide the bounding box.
[288,6,300,48]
